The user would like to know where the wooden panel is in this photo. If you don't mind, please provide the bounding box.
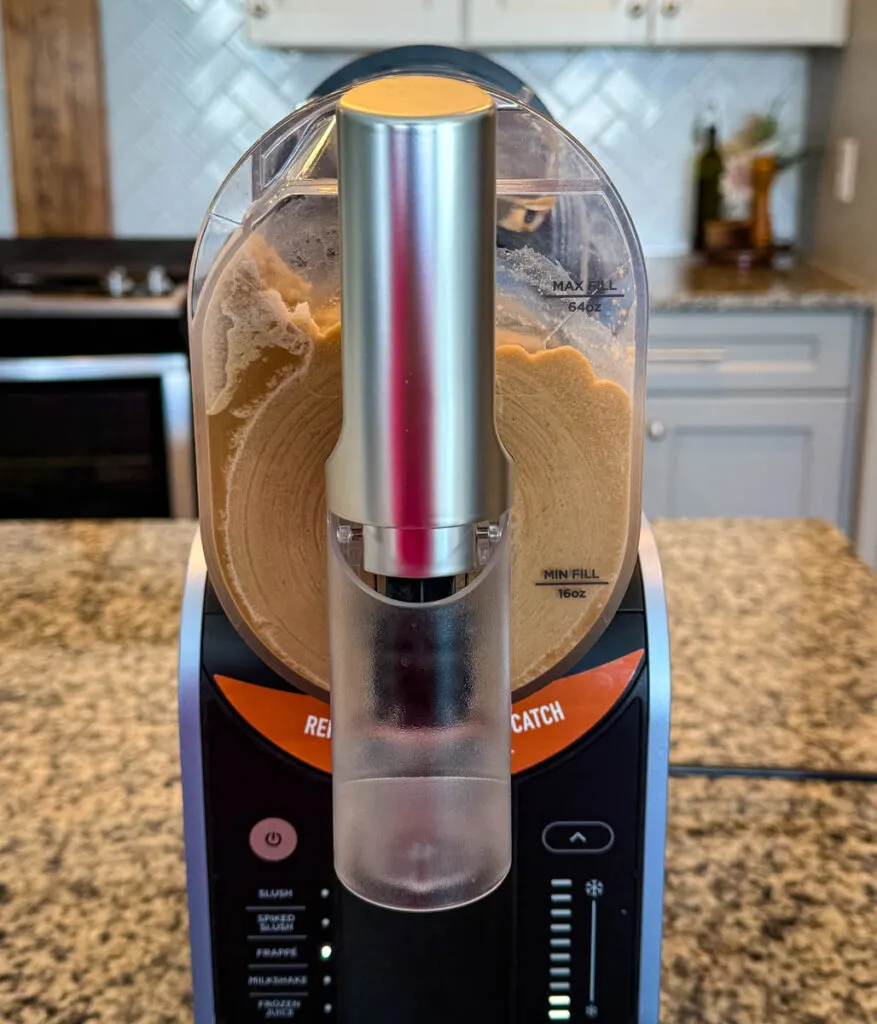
[2,0,111,235]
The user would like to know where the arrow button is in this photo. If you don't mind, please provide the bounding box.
[542,822,614,855]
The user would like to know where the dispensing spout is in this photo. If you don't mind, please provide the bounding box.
[326,76,513,912]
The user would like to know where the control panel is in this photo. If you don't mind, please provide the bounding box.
[200,676,337,1021]
[515,683,647,1023]
[195,580,649,1023]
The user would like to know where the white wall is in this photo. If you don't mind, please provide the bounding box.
[809,0,877,566]
[811,0,877,283]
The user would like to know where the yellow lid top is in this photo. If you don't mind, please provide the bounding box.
[339,74,492,120]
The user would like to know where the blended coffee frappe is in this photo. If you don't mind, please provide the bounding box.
[196,233,632,693]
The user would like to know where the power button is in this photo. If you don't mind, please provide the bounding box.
[249,817,298,861]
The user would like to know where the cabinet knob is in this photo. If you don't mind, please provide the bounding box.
[249,0,269,16]
[628,1,647,16]
[662,0,681,15]
[647,420,666,441]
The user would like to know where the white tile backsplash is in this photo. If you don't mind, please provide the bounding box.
[527,48,808,255]
[0,0,810,254]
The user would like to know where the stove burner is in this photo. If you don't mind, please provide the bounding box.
[0,238,193,299]
[1,263,183,298]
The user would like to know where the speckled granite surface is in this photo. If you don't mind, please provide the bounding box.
[662,776,877,1024]
[0,522,195,1024]
[1,519,877,1022]
[0,521,193,649]
[655,519,877,772]
[648,257,875,311]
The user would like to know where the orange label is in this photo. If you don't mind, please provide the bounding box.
[214,648,642,776]
[510,649,643,772]
[214,676,334,774]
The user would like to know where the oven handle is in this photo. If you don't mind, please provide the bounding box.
[0,285,186,318]
[0,353,196,519]
[0,353,186,381]
[160,364,197,520]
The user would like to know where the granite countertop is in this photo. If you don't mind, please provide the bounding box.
[647,257,876,312]
[659,519,877,774]
[1,519,877,1022]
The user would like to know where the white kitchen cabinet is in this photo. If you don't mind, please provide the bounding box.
[643,310,868,532]
[245,0,848,48]
[466,0,650,48]
[652,0,849,47]
[642,395,849,522]
[245,0,465,48]
[465,0,848,47]
[646,311,857,393]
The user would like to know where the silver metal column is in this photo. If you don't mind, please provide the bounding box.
[326,75,511,578]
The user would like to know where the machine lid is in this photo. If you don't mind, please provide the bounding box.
[309,45,551,117]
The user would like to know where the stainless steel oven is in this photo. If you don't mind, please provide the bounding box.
[0,238,197,519]
[0,352,195,518]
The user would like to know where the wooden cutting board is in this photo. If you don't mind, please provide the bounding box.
[2,0,110,236]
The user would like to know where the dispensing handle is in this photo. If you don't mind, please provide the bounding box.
[326,75,512,579]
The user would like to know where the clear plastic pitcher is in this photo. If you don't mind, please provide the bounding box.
[187,72,648,913]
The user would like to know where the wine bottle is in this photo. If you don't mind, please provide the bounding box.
[693,125,724,252]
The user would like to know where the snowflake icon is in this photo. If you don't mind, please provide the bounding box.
[585,1003,599,1018]
[585,879,604,899]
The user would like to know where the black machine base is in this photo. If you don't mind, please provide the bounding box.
[179,548,669,1024]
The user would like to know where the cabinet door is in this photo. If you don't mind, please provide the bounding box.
[642,396,850,527]
[652,0,849,46]
[466,0,650,47]
[246,0,464,47]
